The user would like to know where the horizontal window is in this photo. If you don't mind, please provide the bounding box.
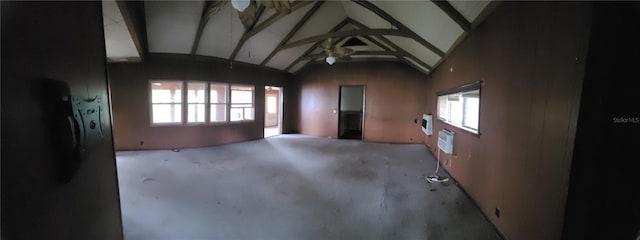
[437,82,481,134]
[149,81,255,126]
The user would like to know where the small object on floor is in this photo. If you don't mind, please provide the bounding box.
[171,148,181,152]
[430,188,437,192]
[426,175,449,184]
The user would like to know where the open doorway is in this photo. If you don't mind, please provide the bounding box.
[338,85,365,140]
[264,86,282,138]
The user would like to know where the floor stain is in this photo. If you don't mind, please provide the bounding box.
[142,177,155,183]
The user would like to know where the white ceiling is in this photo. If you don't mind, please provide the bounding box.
[105,0,497,74]
[102,1,140,61]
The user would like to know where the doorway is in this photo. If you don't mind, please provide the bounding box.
[264,86,282,138]
[338,85,365,140]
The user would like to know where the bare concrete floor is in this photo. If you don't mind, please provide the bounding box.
[116,134,501,240]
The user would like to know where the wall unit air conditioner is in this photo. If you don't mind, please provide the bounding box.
[438,129,454,154]
[421,114,433,135]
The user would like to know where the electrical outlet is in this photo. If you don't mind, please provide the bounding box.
[495,208,501,219]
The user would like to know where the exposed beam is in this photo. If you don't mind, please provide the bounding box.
[280,29,412,50]
[115,0,147,60]
[229,1,312,61]
[191,1,228,55]
[260,0,325,66]
[301,50,404,60]
[358,35,426,72]
[346,19,432,71]
[351,0,445,57]
[294,57,410,74]
[284,18,351,72]
[431,0,471,32]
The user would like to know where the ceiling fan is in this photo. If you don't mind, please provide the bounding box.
[205,0,293,30]
[319,37,355,65]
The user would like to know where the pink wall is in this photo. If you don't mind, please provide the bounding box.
[295,61,428,144]
[423,2,592,240]
[108,54,293,150]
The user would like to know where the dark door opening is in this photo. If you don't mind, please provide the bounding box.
[338,85,365,140]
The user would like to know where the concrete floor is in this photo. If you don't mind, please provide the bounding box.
[116,134,501,240]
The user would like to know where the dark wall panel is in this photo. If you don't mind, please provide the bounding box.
[295,61,428,144]
[108,54,293,150]
[563,2,640,239]
[1,2,123,239]
[423,2,591,240]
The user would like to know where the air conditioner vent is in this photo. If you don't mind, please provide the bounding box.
[438,129,454,154]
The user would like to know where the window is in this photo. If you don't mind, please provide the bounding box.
[210,83,228,122]
[230,85,254,121]
[151,81,182,124]
[149,81,255,125]
[437,82,481,134]
[187,82,206,123]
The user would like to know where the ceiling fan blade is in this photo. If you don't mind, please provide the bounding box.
[335,47,354,56]
[320,38,333,50]
[260,0,291,14]
[238,1,258,29]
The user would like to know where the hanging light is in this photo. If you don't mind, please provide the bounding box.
[231,0,250,12]
[325,55,336,65]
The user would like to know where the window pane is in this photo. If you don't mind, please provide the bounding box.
[463,97,479,129]
[188,103,205,123]
[187,82,206,103]
[151,81,182,103]
[244,107,254,120]
[449,94,463,126]
[231,90,253,104]
[437,88,480,134]
[151,81,183,124]
[152,103,181,123]
[438,95,448,120]
[267,96,277,114]
[210,104,227,122]
[210,83,228,104]
[230,85,254,122]
[230,108,243,121]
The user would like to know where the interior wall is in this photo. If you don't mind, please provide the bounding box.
[1,2,124,239]
[295,61,428,143]
[563,2,640,239]
[108,54,293,150]
[423,2,592,240]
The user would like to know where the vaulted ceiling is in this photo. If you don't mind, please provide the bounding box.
[103,0,498,75]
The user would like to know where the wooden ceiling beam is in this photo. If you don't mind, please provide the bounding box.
[229,1,312,61]
[431,0,471,32]
[260,0,325,66]
[191,1,228,55]
[346,19,432,71]
[284,18,351,72]
[301,50,404,60]
[280,29,412,50]
[351,0,445,57]
[115,0,148,60]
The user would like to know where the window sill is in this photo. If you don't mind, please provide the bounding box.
[437,118,480,137]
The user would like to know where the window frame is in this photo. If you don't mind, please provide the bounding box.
[185,81,209,125]
[229,84,256,123]
[436,81,482,136]
[209,82,229,124]
[149,80,184,126]
[149,80,257,127]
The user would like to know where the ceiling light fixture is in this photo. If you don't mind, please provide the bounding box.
[325,55,336,65]
[231,0,250,12]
